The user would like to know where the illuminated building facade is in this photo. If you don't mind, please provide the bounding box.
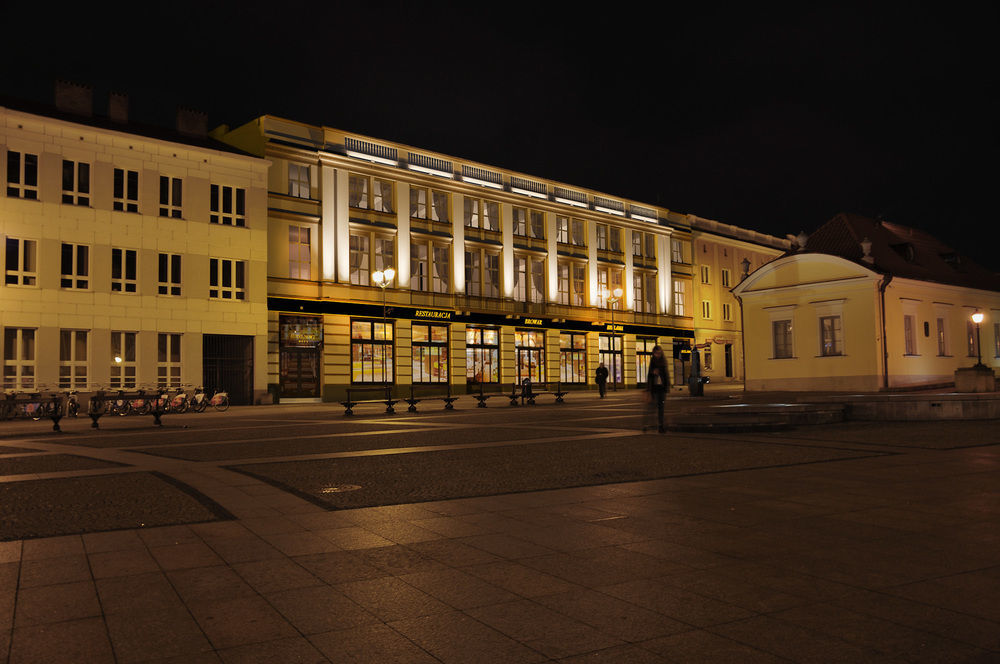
[735,213,1000,391]
[213,116,788,400]
[1,89,270,403]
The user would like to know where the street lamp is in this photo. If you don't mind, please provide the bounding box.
[971,310,985,368]
[602,287,624,390]
[372,267,395,384]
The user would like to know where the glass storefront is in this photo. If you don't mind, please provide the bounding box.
[412,323,448,383]
[515,329,545,384]
[466,327,499,383]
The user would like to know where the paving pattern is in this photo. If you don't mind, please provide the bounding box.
[0,389,998,662]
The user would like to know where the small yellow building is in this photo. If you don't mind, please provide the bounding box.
[734,213,1000,391]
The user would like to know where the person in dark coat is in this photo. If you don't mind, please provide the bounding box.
[595,363,609,397]
[646,345,668,433]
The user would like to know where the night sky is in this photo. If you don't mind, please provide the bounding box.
[5,4,997,267]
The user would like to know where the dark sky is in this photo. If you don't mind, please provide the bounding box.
[5,4,997,267]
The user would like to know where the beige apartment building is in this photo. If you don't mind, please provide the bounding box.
[1,89,269,404]
[212,116,789,401]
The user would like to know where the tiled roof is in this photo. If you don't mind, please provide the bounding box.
[800,213,1000,292]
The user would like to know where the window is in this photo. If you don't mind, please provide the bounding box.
[633,272,656,313]
[350,233,371,286]
[671,238,683,263]
[571,219,586,247]
[466,327,499,383]
[288,226,311,280]
[596,224,608,250]
[609,227,621,253]
[410,187,449,222]
[7,151,39,199]
[157,253,181,295]
[967,319,979,357]
[512,207,527,237]
[819,316,843,356]
[2,328,35,389]
[511,207,542,237]
[635,337,657,385]
[700,265,710,284]
[937,317,948,356]
[374,237,394,273]
[772,320,793,358]
[110,331,137,388]
[557,263,570,305]
[514,256,544,303]
[559,333,586,384]
[411,240,450,293]
[111,248,137,292]
[994,322,1000,358]
[288,163,310,198]
[722,303,732,321]
[903,315,917,355]
[59,330,88,389]
[465,248,499,298]
[4,238,37,286]
[633,232,642,257]
[209,259,247,300]
[721,268,731,288]
[572,264,586,307]
[62,159,90,205]
[159,176,182,218]
[60,243,89,289]
[113,168,139,212]
[672,279,686,316]
[348,174,393,213]
[464,197,500,231]
[515,329,545,384]
[210,185,246,227]
[351,320,393,383]
[645,233,656,259]
[556,216,569,244]
[529,210,544,239]
[412,323,448,383]
[701,300,712,319]
[157,333,181,388]
[704,347,713,371]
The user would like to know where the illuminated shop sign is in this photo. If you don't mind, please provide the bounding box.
[415,309,453,320]
[280,316,323,347]
[523,318,544,325]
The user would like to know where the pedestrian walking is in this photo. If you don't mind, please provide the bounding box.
[595,363,609,397]
[645,345,668,433]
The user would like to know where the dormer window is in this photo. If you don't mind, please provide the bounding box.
[891,243,915,262]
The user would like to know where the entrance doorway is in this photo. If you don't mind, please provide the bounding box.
[725,344,734,378]
[279,315,323,398]
[203,334,254,405]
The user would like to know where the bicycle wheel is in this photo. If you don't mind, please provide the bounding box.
[213,395,230,412]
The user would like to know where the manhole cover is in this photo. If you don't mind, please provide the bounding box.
[320,484,362,494]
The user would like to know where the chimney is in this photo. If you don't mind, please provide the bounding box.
[54,80,93,117]
[108,92,129,123]
[860,237,874,264]
[176,107,208,138]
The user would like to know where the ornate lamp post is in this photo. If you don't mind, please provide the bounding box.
[372,267,395,384]
[972,310,985,368]
[602,287,624,391]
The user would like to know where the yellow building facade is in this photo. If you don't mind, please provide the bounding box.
[213,116,789,401]
[1,99,270,403]
[734,214,1000,391]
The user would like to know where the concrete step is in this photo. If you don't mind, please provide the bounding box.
[687,402,847,425]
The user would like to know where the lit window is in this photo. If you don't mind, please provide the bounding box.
[671,239,683,263]
[672,280,686,316]
[350,233,371,286]
[514,329,545,384]
[110,331,137,389]
[288,163,310,198]
[559,332,587,384]
[463,197,500,231]
[466,327,499,383]
[349,174,393,213]
[412,323,448,383]
[351,319,394,383]
[410,187,449,222]
[288,226,311,280]
[556,216,569,244]
[702,300,712,319]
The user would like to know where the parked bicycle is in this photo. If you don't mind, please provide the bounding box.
[190,387,230,412]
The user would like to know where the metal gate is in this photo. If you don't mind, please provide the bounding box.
[203,335,254,405]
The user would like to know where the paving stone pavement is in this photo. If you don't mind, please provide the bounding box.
[1,389,999,663]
